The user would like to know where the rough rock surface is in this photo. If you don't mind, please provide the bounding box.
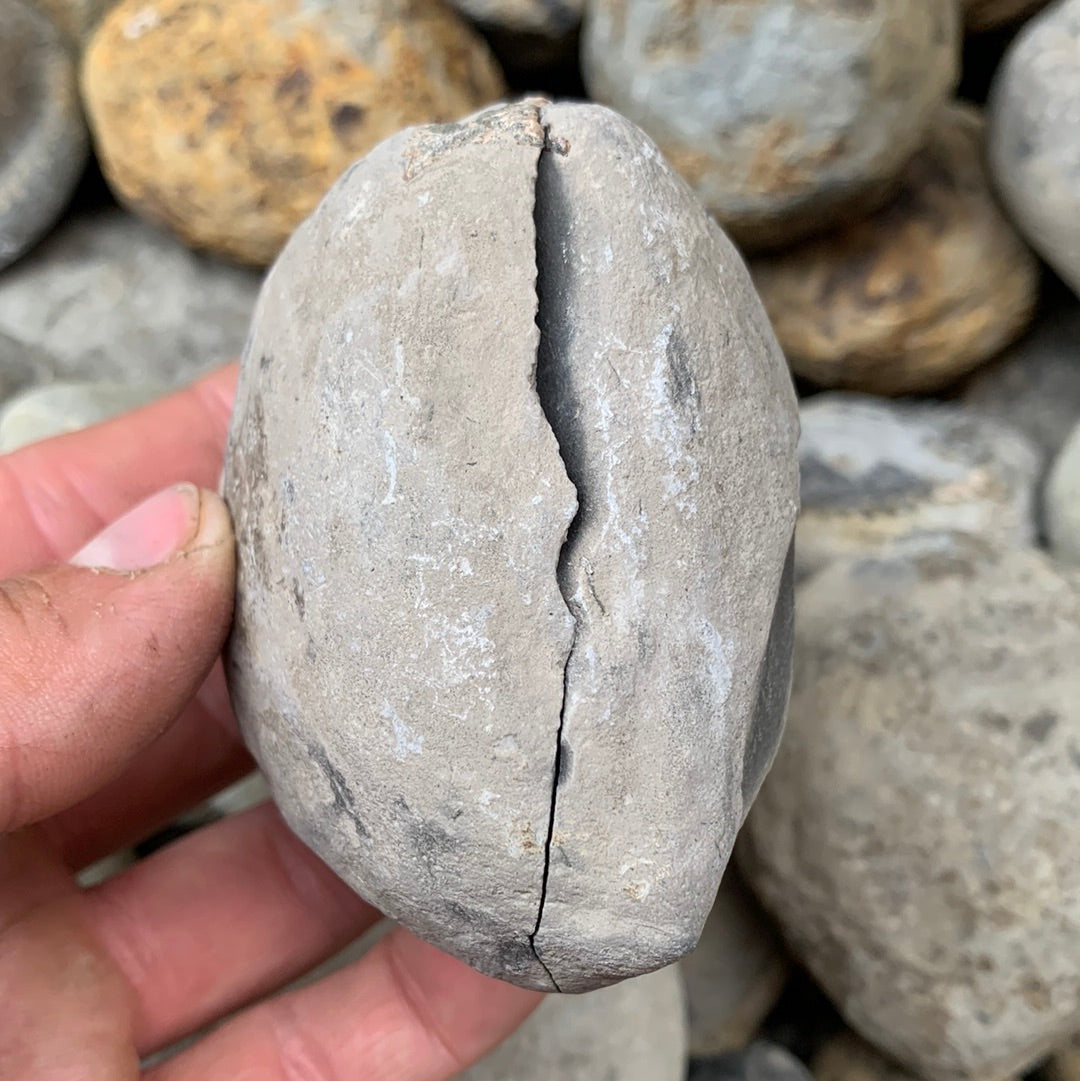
[0,209,261,385]
[796,393,1041,581]
[690,1041,816,1081]
[962,294,1080,467]
[581,0,959,250]
[82,0,506,266]
[988,0,1080,298]
[224,100,799,992]
[682,870,790,1056]
[740,541,1080,1081]
[461,965,687,1081]
[0,380,165,452]
[751,105,1038,395]
[1045,419,1080,565]
[963,0,1048,32]
[0,0,87,270]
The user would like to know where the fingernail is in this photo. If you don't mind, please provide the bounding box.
[71,484,203,571]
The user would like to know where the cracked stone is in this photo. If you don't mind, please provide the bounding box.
[796,393,1041,581]
[988,0,1080,299]
[224,99,799,991]
[739,541,1080,1081]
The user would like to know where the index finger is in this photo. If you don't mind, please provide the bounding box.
[0,363,237,578]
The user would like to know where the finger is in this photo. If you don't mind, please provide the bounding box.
[144,924,541,1081]
[0,363,236,579]
[82,802,380,1054]
[43,662,255,872]
[0,485,234,833]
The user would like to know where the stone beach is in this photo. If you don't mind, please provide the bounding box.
[2,0,1080,1074]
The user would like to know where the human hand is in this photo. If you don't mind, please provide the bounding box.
[0,364,540,1079]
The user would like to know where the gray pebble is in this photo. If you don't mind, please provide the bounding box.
[224,100,798,992]
[0,208,262,385]
[796,393,1041,581]
[988,0,1080,298]
[581,0,959,250]
[0,0,88,269]
[741,542,1080,1081]
[1045,418,1080,564]
[691,1042,815,1081]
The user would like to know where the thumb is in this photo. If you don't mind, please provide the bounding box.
[0,485,235,834]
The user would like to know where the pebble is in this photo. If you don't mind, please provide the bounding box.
[1045,419,1080,564]
[751,104,1038,395]
[682,870,790,1056]
[740,540,1080,1081]
[81,0,507,266]
[690,1041,815,1081]
[988,0,1080,298]
[581,0,959,251]
[814,1031,932,1081]
[0,208,261,385]
[462,965,688,1081]
[0,331,56,408]
[0,380,165,453]
[446,0,582,68]
[962,293,1080,467]
[0,0,88,270]
[963,0,1049,32]
[224,101,798,993]
[796,393,1041,582]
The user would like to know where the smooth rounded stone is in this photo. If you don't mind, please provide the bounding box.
[447,0,582,66]
[963,0,1048,31]
[690,1041,815,1081]
[224,100,799,992]
[739,541,1080,1081]
[462,966,687,1081]
[1045,419,1080,564]
[0,330,56,406]
[814,1031,935,1081]
[988,0,1080,298]
[30,0,115,42]
[796,393,1041,581]
[1048,1034,1080,1081]
[682,870,790,1056]
[751,104,1038,395]
[581,0,959,251]
[962,295,1080,466]
[0,208,261,385]
[82,0,506,267]
[0,380,165,452]
[0,0,88,270]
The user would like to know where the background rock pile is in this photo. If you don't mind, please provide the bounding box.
[1,0,1078,1077]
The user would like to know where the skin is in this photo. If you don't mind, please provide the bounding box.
[0,362,539,1079]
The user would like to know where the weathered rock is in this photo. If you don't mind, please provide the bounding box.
[682,870,790,1056]
[30,0,114,42]
[0,208,261,385]
[0,380,165,452]
[751,105,1038,395]
[814,1031,931,1081]
[81,0,506,266]
[963,0,1049,32]
[1045,419,1080,564]
[962,294,1080,466]
[988,0,1080,298]
[691,1041,815,1081]
[581,0,959,251]
[0,0,87,270]
[1047,1033,1080,1081]
[740,541,1080,1081]
[224,100,799,992]
[796,393,1041,581]
[462,965,687,1081]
